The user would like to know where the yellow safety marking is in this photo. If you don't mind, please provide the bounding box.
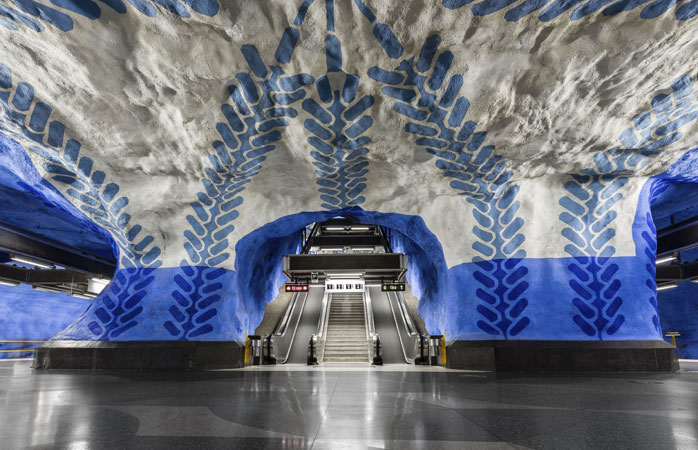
[244,332,250,365]
[0,349,37,353]
[0,340,46,343]
[671,336,677,347]
[440,331,447,366]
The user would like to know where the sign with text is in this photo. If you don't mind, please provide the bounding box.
[381,283,405,292]
[285,284,309,292]
[325,279,364,292]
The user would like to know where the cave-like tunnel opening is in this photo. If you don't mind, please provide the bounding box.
[0,133,119,358]
[648,154,698,359]
[232,207,448,365]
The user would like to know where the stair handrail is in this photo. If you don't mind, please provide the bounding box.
[272,290,309,364]
[363,285,381,364]
[274,291,300,336]
[395,291,419,337]
[386,290,423,363]
[309,288,331,364]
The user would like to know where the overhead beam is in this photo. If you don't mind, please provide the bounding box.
[307,235,384,248]
[0,222,115,276]
[0,264,90,284]
[657,218,698,255]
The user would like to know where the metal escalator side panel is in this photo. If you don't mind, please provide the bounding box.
[277,290,308,363]
[283,286,326,364]
[274,292,299,336]
[394,291,418,337]
[313,290,332,364]
[363,286,377,363]
[385,290,411,363]
[368,285,410,364]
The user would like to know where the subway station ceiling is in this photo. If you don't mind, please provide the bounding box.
[1,0,698,343]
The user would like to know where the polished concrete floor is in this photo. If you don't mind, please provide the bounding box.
[1,360,697,449]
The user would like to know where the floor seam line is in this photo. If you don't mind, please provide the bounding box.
[309,370,341,449]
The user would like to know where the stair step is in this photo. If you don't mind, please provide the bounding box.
[324,357,368,362]
[325,347,366,350]
[323,293,368,362]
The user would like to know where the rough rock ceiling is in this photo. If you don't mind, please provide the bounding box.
[0,0,697,270]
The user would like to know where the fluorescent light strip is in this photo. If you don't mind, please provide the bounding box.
[656,255,675,265]
[90,277,111,283]
[0,279,19,287]
[657,283,678,291]
[10,255,53,269]
[72,293,96,300]
[33,286,63,294]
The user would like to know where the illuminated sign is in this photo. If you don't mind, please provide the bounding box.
[285,284,309,292]
[381,283,405,292]
[325,279,363,292]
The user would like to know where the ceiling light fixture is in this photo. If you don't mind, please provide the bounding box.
[655,255,675,265]
[0,279,19,287]
[10,254,54,269]
[657,283,678,291]
[88,277,111,294]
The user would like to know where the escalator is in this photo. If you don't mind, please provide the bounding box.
[265,218,427,366]
[368,285,423,364]
[369,285,406,364]
[272,286,325,364]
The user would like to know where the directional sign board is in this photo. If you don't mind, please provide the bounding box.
[285,283,309,292]
[325,279,364,292]
[382,282,405,292]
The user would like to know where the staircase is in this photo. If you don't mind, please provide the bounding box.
[323,292,368,362]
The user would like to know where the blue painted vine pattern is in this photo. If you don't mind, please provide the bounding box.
[1,0,696,342]
[367,34,530,339]
[0,62,162,339]
[165,43,316,339]
[0,0,218,32]
[559,72,698,339]
[443,0,698,22]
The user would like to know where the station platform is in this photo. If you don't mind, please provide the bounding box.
[1,359,697,449]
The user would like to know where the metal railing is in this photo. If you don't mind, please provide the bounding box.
[308,289,331,365]
[363,286,382,365]
[272,290,308,364]
[383,290,433,364]
[0,340,46,358]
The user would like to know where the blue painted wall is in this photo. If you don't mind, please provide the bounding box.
[52,203,664,343]
[0,283,89,358]
[656,280,698,359]
[2,0,697,347]
[650,148,698,358]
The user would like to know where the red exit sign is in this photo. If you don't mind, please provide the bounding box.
[285,284,309,292]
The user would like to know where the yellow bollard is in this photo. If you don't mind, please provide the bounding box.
[244,332,250,365]
[440,331,447,366]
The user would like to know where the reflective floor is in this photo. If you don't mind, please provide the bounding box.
[1,360,697,449]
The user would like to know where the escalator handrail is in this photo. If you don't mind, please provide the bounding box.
[394,291,419,337]
[315,289,331,339]
[310,288,331,363]
[274,291,299,336]
[278,290,310,363]
[385,289,411,363]
[363,285,380,362]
